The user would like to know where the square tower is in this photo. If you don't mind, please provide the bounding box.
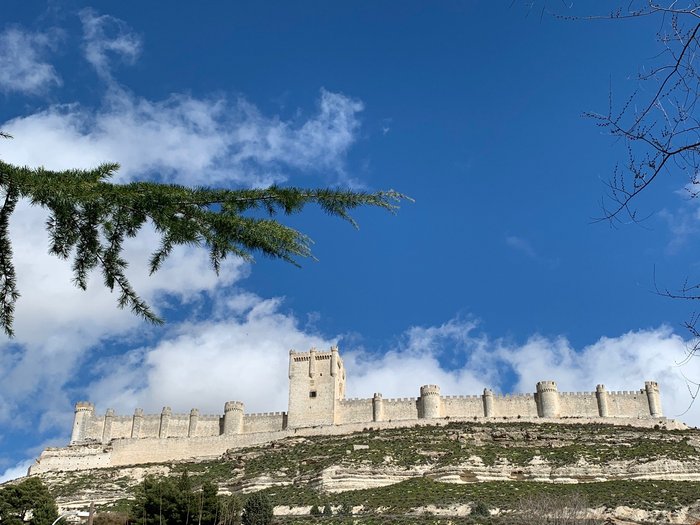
[287,346,345,428]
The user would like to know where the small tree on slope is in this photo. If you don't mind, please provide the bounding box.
[241,493,273,525]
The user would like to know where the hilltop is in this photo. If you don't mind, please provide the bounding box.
[31,420,700,524]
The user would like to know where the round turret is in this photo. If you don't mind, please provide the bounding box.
[289,349,296,379]
[131,408,144,438]
[70,402,95,444]
[189,409,200,437]
[159,407,172,438]
[482,388,494,417]
[372,392,384,422]
[595,384,609,417]
[420,384,442,418]
[645,381,662,417]
[75,401,94,413]
[223,400,244,434]
[331,345,339,376]
[102,409,115,444]
[224,401,244,412]
[536,380,560,418]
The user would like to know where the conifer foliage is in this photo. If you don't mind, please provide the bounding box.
[241,493,273,525]
[0,477,59,525]
[129,473,241,525]
[0,148,406,337]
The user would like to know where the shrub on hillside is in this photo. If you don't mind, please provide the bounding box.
[509,492,600,525]
[0,477,59,525]
[471,501,490,517]
[242,493,273,525]
[93,511,129,525]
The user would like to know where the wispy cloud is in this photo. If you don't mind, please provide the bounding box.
[0,459,33,483]
[3,88,363,187]
[505,235,538,259]
[505,234,559,268]
[79,9,141,81]
[0,27,61,95]
[0,15,369,476]
[82,311,700,428]
[658,206,700,254]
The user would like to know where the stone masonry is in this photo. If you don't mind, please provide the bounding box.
[29,346,674,474]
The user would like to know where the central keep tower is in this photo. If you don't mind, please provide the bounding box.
[287,346,346,428]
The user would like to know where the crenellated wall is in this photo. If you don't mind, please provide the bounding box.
[48,346,672,474]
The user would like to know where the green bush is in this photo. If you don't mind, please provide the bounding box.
[242,493,273,525]
[0,477,59,525]
[471,501,490,517]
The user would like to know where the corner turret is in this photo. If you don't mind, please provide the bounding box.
[596,384,609,417]
[645,381,662,417]
[70,402,95,444]
[482,388,494,417]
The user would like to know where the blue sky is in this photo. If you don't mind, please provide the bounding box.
[0,2,698,480]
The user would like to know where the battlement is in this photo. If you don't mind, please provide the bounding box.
[224,401,244,412]
[52,346,669,474]
[493,392,535,399]
[536,380,558,393]
[645,381,660,392]
[245,411,286,418]
[420,385,441,396]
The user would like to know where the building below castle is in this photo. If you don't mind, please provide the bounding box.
[30,346,676,474]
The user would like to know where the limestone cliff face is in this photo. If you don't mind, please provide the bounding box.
[25,421,700,523]
[304,455,700,494]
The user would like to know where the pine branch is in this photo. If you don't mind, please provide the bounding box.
[0,160,409,336]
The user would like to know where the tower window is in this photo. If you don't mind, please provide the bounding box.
[309,391,317,398]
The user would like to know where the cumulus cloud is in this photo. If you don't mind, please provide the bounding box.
[0,459,33,483]
[2,88,363,187]
[0,14,365,472]
[80,9,141,80]
[0,27,61,95]
[87,293,335,415]
[0,199,247,436]
[85,310,700,432]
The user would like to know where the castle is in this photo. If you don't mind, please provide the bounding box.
[30,346,674,474]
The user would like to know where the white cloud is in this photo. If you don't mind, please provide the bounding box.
[88,294,335,415]
[0,27,61,95]
[84,311,700,434]
[0,459,33,483]
[1,88,363,187]
[505,235,538,259]
[0,200,247,438]
[79,9,141,81]
[496,327,700,423]
[0,16,365,467]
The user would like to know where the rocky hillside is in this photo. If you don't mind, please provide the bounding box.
[35,421,700,524]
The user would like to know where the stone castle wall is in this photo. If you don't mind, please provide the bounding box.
[30,414,686,475]
[33,347,669,474]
